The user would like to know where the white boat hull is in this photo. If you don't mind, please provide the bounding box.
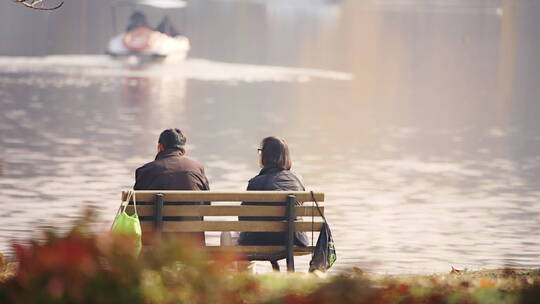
[107,31,190,63]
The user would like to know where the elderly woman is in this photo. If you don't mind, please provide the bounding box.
[238,136,309,250]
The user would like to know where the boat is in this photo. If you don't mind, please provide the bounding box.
[106,0,190,64]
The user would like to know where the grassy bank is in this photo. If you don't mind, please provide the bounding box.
[1,258,539,304]
[0,217,538,303]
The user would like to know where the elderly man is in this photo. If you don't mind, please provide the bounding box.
[134,128,210,245]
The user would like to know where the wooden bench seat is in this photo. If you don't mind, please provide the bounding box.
[122,190,325,271]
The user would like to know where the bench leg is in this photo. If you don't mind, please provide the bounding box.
[286,194,296,272]
[154,193,164,241]
[271,261,280,272]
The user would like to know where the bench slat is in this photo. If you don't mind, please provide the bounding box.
[205,246,314,256]
[122,191,324,203]
[126,205,324,217]
[140,221,324,232]
[140,244,313,256]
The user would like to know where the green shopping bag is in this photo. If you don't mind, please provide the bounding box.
[111,190,142,256]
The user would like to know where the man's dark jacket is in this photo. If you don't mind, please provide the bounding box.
[238,167,309,247]
[134,149,210,244]
[134,149,209,191]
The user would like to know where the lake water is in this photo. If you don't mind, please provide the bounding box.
[0,0,539,274]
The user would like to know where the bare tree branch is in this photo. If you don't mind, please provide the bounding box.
[15,0,64,10]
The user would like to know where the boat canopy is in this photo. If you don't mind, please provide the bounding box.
[114,0,187,9]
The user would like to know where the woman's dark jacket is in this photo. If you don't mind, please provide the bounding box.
[238,167,309,247]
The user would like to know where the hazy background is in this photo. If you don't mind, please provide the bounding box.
[0,0,539,274]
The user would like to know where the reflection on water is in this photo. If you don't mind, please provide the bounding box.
[1,0,540,274]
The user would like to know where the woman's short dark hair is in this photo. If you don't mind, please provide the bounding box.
[260,136,292,170]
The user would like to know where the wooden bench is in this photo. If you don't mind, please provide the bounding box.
[121,190,325,272]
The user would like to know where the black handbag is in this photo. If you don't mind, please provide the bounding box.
[309,191,337,272]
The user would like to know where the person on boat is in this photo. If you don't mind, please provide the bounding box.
[156,16,180,37]
[237,136,309,270]
[134,128,210,246]
[126,11,150,32]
